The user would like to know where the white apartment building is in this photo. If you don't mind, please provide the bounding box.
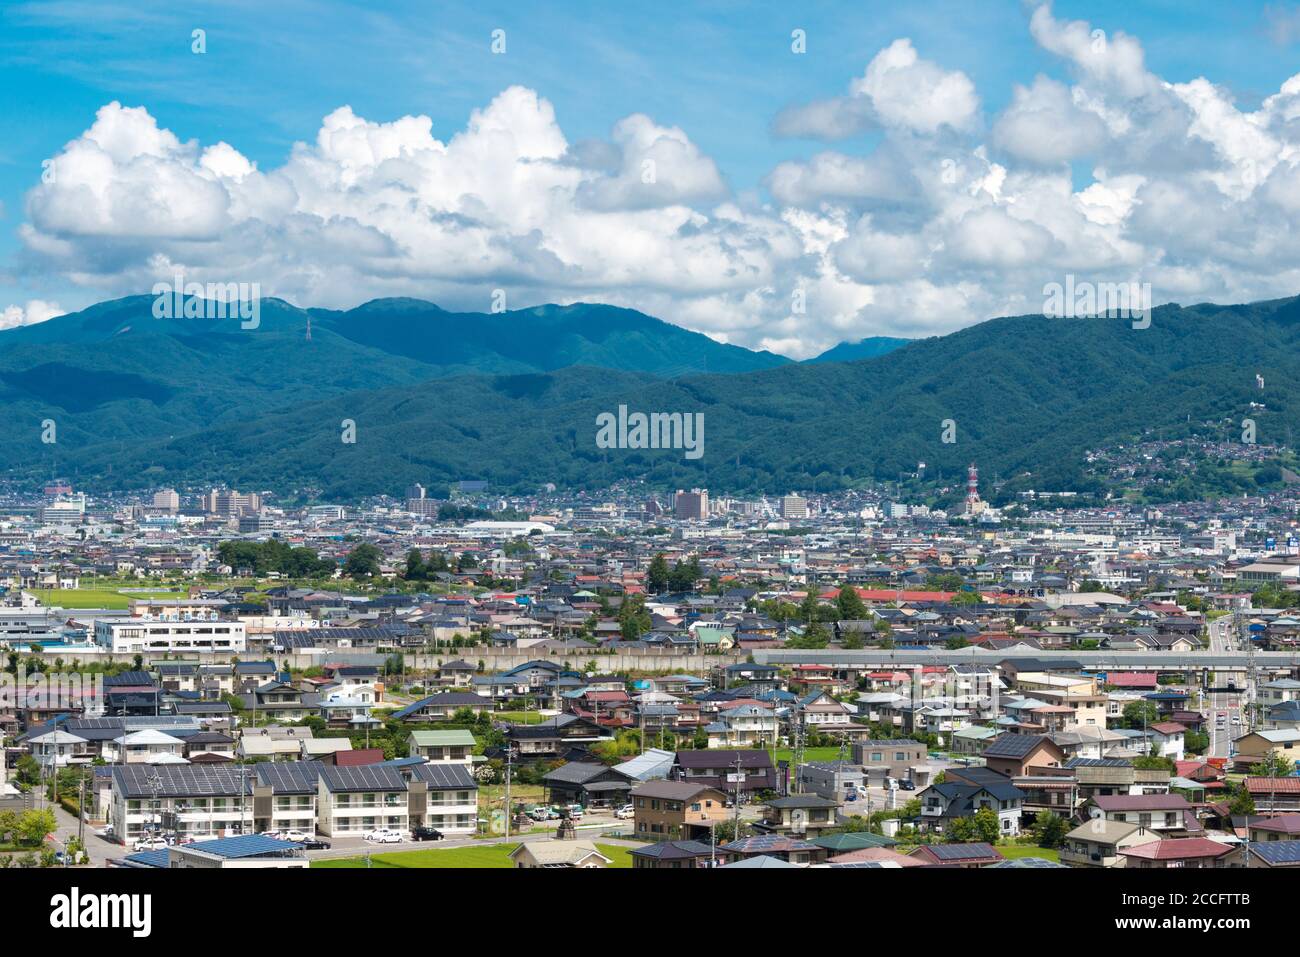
[316,765,410,836]
[110,766,256,843]
[110,765,327,843]
[95,616,246,654]
[409,763,479,836]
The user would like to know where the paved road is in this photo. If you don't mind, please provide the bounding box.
[40,802,118,868]
[298,818,637,863]
[1205,616,1243,758]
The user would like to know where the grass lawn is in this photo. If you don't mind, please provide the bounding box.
[494,711,547,724]
[31,587,180,610]
[479,783,546,806]
[312,842,635,869]
[997,845,1060,862]
[772,746,847,765]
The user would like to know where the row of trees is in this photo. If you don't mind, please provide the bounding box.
[217,540,334,577]
[403,548,478,580]
[647,553,703,594]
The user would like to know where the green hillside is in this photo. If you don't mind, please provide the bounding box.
[3,295,1299,500]
[805,336,911,363]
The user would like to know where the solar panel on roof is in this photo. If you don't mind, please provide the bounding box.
[322,764,405,791]
[1253,840,1300,865]
[410,763,477,790]
[254,762,323,794]
[928,843,996,860]
[112,765,253,799]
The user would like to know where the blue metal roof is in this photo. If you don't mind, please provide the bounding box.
[181,835,304,859]
[123,850,169,868]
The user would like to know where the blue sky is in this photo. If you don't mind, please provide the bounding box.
[3,0,1300,353]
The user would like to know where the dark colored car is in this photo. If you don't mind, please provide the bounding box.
[899,779,916,791]
[412,826,444,842]
[300,838,331,850]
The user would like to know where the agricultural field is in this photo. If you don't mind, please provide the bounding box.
[30,587,181,609]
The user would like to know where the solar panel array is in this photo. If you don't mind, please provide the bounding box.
[409,763,477,790]
[255,761,324,795]
[1252,840,1300,865]
[722,833,819,852]
[320,764,407,792]
[124,716,202,730]
[926,842,997,861]
[112,764,253,799]
[270,631,317,649]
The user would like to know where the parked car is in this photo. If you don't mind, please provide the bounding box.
[566,804,584,819]
[843,790,858,802]
[280,829,312,842]
[300,837,331,851]
[363,829,405,844]
[615,804,635,819]
[133,837,169,852]
[411,826,444,842]
[899,779,916,791]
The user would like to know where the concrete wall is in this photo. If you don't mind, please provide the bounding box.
[17,645,746,675]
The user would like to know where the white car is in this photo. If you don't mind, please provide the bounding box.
[133,837,169,852]
[364,829,405,844]
[615,804,635,820]
[280,829,312,842]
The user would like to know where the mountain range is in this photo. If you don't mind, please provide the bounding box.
[2,293,1297,501]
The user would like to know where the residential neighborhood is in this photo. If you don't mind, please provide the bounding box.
[1,478,1299,884]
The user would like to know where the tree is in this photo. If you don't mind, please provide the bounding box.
[14,808,56,846]
[1132,754,1175,771]
[947,807,1000,844]
[404,548,427,581]
[1031,810,1069,848]
[944,636,970,650]
[1252,752,1294,778]
[787,620,829,649]
[668,556,701,593]
[1227,786,1256,817]
[14,755,41,788]
[1122,700,1158,730]
[343,543,383,578]
[618,594,652,640]
[711,819,750,844]
[799,589,823,624]
[836,585,867,621]
[647,553,670,594]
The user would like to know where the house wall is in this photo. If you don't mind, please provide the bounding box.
[633,787,728,841]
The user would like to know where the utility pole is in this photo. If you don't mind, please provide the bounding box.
[77,773,86,846]
[731,754,742,841]
[503,746,515,839]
